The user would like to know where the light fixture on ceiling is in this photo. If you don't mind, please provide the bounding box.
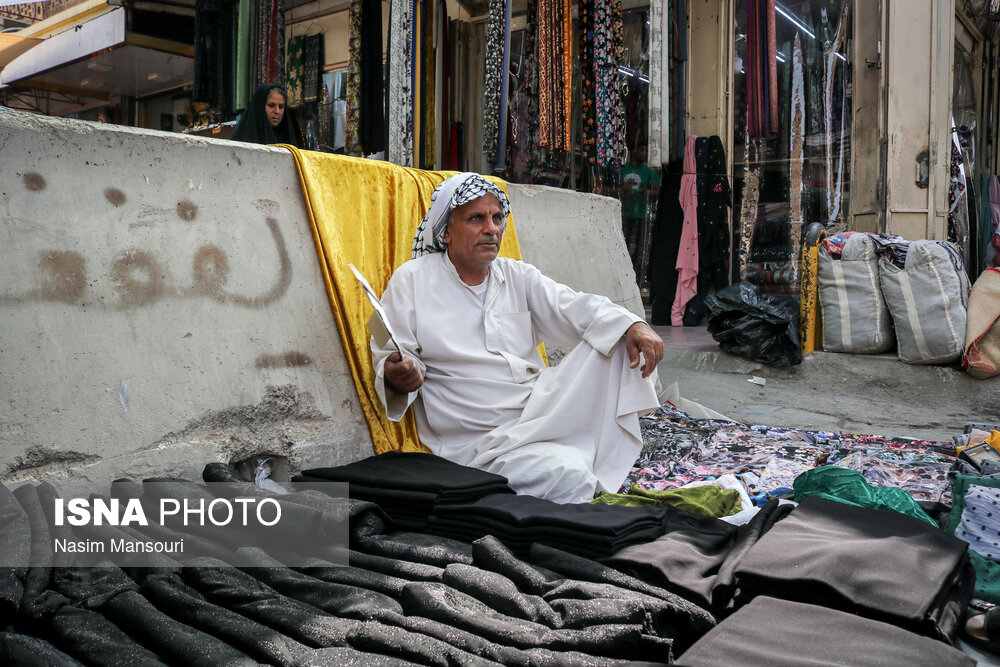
[80,79,91,86]
[87,61,113,72]
[147,72,160,80]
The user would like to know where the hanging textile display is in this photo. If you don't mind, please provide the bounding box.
[493,0,511,172]
[302,34,323,105]
[482,0,505,166]
[256,0,284,87]
[668,0,687,162]
[436,0,448,169]
[577,0,596,165]
[387,0,414,166]
[285,35,305,107]
[235,0,252,111]
[318,82,331,149]
[788,33,805,279]
[193,0,233,108]
[345,0,363,154]
[421,0,435,167]
[360,0,386,154]
[823,0,850,226]
[594,0,626,167]
[673,135,700,326]
[647,0,664,166]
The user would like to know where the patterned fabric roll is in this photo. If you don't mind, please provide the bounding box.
[345,0,363,154]
[285,35,304,107]
[302,33,322,105]
[482,0,505,165]
[578,0,596,165]
[256,0,284,87]
[388,0,414,166]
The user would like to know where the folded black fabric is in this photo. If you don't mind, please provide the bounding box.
[181,558,363,648]
[140,572,311,665]
[431,494,666,535]
[301,452,514,496]
[355,532,474,568]
[48,603,166,666]
[0,631,84,666]
[603,498,794,612]
[0,484,29,625]
[291,646,415,666]
[676,597,975,667]
[732,496,974,641]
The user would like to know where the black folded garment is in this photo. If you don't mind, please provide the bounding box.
[425,494,668,560]
[732,496,975,642]
[300,452,515,496]
[430,494,668,535]
[426,519,663,560]
[676,597,975,667]
[603,498,794,612]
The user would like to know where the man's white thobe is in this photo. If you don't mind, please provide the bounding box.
[372,252,660,503]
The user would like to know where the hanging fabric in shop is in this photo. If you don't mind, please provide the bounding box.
[421,0,436,167]
[672,135,699,326]
[647,0,663,166]
[789,33,805,272]
[594,0,625,167]
[493,0,511,172]
[302,34,323,105]
[744,0,777,139]
[482,0,505,167]
[387,0,414,166]
[685,135,732,325]
[823,0,850,226]
[737,138,761,280]
[648,159,684,325]
[285,35,305,107]
[949,124,971,267]
[256,0,284,87]
[577,0,596,166]
[668,0,687,162]
[345,0,363,154]
[318,82,331,149]
[360,0,386,154]
[234,0,252,111]
[765,0,778,134]
[193,0,233,108]
[436,0,449,169]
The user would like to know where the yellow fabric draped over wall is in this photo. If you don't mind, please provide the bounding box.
[283,146,523,455]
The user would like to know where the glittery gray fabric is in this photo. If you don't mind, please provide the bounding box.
[4,465,709,664]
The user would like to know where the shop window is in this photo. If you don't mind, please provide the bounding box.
[732,0,853,296]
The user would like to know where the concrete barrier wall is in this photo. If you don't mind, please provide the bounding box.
[0,109,640,491]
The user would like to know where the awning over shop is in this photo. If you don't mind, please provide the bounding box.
[0,33,43,71]
[1,0,193,114]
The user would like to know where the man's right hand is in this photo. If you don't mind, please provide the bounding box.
[384,351,424,394]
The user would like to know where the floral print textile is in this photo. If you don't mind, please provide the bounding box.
[622,403,958,505]
[387,0,414,166]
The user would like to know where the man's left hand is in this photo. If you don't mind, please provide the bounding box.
[625,322,664,378]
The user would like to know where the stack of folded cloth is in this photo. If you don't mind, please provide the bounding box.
[293,452,514,531]
[425,493,668,559]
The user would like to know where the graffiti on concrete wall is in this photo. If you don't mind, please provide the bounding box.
[2,173,292,309]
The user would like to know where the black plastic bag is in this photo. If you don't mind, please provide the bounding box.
[704,281,802,367]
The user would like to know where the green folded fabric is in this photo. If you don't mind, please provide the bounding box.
[592,484,742,518]
[792,466,935,525]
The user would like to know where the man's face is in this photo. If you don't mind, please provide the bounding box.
[444,194,505,275]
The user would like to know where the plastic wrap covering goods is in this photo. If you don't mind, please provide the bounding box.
[704,281,802,367]
[878,240,971,364]
[818,234,895,354]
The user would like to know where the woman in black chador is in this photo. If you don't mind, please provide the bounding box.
[231,83,301,147]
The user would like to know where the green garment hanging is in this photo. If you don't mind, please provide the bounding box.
[593,483,742,518]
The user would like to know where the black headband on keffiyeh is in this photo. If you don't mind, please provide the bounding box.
[411,173,511,258]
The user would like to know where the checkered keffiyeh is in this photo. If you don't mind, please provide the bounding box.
[411,173,510,258]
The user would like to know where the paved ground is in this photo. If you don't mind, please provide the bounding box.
[651,324,1000,443]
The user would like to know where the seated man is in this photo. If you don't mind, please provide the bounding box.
[371,173,664,504]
